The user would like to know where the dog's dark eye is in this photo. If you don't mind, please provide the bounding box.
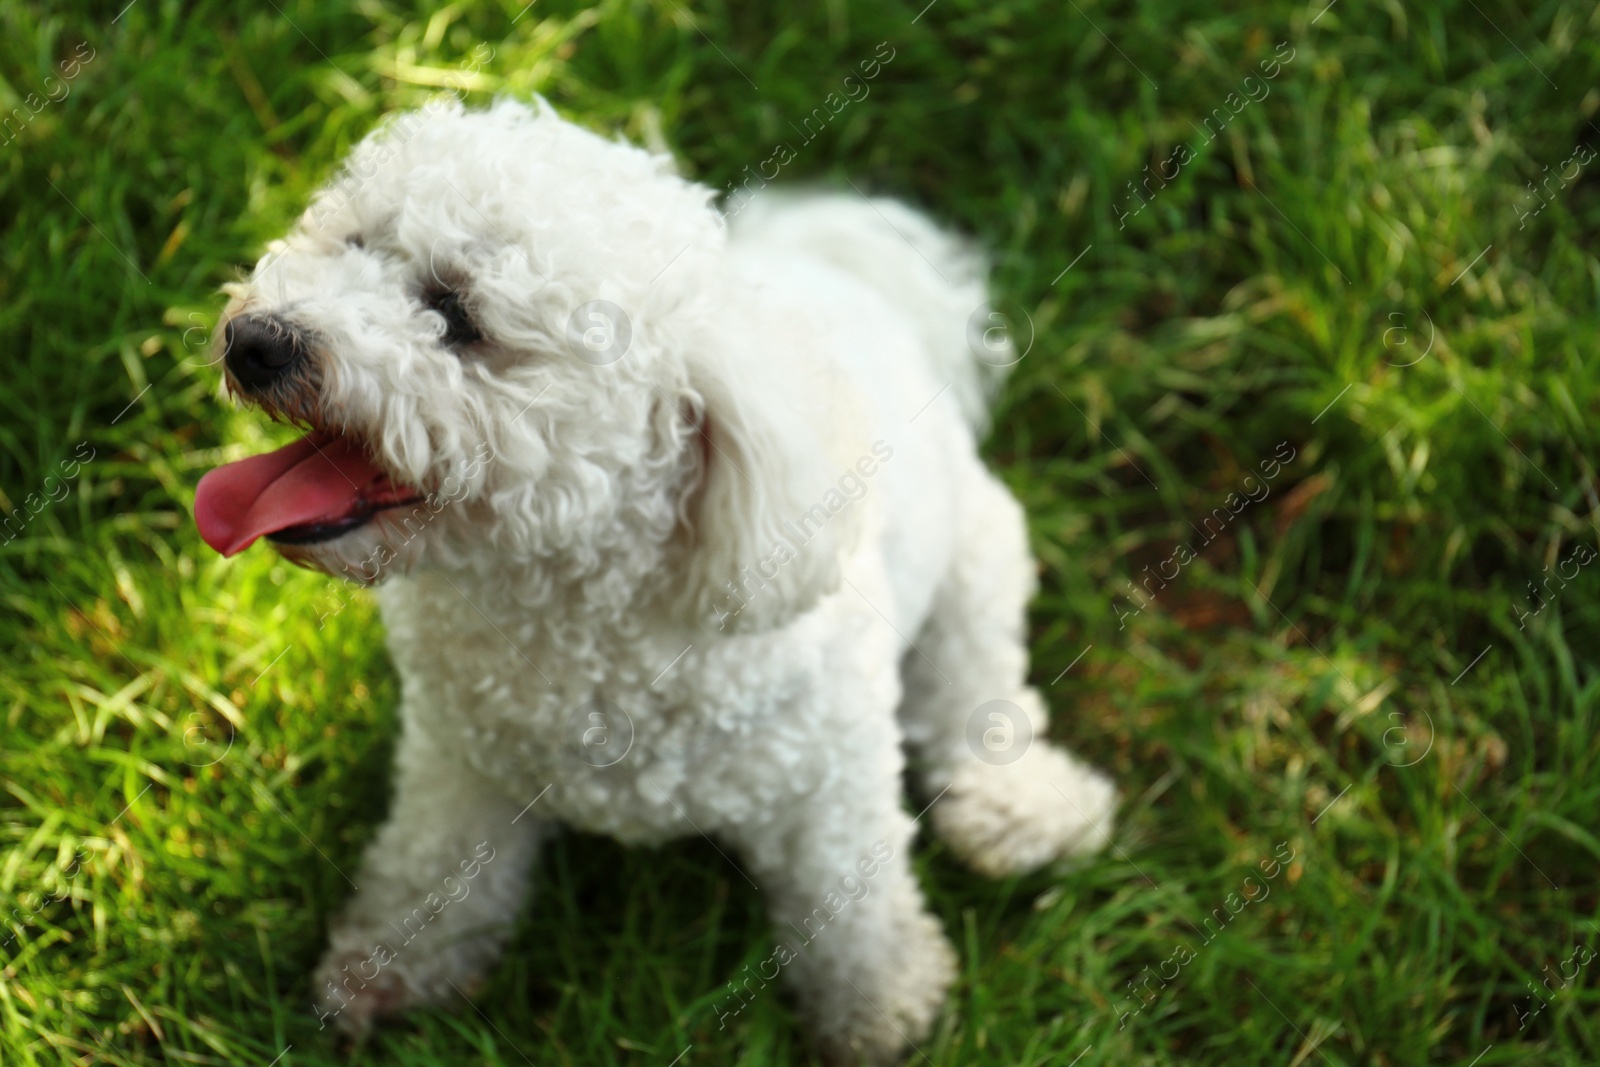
[425,288,483,348]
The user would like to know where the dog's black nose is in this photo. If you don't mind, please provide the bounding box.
[223,315,303,391]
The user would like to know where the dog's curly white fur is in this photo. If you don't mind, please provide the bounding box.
[215,99,1115,1065]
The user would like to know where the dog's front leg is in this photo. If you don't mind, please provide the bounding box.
[311,723,545,1033]
[725,766,956,1067]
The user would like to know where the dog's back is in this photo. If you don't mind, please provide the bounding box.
[726,191,1009,436]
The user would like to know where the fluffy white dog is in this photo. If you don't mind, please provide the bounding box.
[195,98,1114,1065]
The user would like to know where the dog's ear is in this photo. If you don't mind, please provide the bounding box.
[670,337,866,634]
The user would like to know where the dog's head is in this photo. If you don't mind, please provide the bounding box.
[195,99,860,631]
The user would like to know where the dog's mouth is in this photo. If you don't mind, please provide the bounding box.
[194,430,424,557]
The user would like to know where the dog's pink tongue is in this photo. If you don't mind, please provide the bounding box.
[194,433,387,556]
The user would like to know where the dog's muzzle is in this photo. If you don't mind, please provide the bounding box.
[223,314,306,393]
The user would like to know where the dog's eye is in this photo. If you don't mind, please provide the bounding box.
[425,288,483,348]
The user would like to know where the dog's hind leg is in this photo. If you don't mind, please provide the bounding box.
[311,723,545,1032]
[896,462,1115,877]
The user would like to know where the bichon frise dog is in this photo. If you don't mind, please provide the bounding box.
[194,98,1114,1066]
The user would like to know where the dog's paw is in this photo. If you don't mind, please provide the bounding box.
[932,741,1116,878]
[808,911,956,1067]
[311,943,423,1035]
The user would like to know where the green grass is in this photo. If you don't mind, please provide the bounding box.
[3,0,1599,1063]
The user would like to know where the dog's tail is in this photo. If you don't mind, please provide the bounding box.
[727,192,1009,435]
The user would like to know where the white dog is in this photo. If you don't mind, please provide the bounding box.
[195,98,1114,1065]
